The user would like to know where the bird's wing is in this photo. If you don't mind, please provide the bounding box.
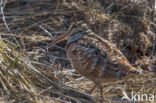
[84,34,142,74]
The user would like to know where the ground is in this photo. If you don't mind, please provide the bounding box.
[0,0,155,103]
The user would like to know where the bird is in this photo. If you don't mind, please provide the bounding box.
[48,21,142,101]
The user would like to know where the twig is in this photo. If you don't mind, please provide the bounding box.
[104,0,120,12]
[0,0,10,32]
[38,25,53,38]
[55,0,60,14]
[0,0,22,50]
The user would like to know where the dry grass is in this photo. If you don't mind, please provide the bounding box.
[0,0,155,103]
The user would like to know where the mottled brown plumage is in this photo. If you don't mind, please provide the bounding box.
[49,21,142,100]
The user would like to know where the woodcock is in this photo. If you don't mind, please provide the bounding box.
[49,21,142,100]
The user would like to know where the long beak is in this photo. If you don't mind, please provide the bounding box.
[48,22,75,48]
[48,33,68,48]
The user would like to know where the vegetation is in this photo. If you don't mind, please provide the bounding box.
[0,0,155,103]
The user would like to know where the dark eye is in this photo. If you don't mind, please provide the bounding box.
[73,24,77,28]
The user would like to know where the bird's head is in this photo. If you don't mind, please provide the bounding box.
[48,21,90,48]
